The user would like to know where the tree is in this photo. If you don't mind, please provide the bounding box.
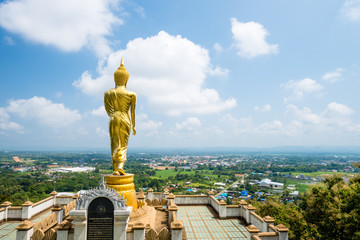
[300,175,360,239]
[254,198,319,240]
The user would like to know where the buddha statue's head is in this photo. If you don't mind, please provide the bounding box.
[114,58,129,87]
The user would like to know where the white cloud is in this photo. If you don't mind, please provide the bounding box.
[282,78,323,100]
[6,96,81,128]
[287,102,355,132]
[0,0,122,57]
[216,101,357,140]
[96,127,108,137]
[206,125,224,135]
[254,120,283,135]
[341,0,360,22]
[213,42,223,52]
[91,106,107,117]
[325,102,354,116]
[286,104,321,125]
[176,117,201,131]
[322,68,343,83]
[254,104,271,112]
[0,108,23,133]
[74,31,236,115]
[230,18,278,58]
[136,113,162,136]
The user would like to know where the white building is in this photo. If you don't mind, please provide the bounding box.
[258,178,284,189]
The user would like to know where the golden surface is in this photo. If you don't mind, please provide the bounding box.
[105,174,138,210]
[104,58,137,175]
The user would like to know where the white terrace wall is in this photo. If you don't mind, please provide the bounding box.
[0,208,5,222]
[7,207,22,220]
[0,192,74,222]
[258,232,279,240]
[153,192,163,200]
[250,211,264,231]
[209,196,220,213]
[174,195,209,205]
[226,205,241,217]
[31,196,55,216]
[55,195,74,205]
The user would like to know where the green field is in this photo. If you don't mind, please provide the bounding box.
[154,169,219,179]
[280,171,355,177]
[284,179,313,193]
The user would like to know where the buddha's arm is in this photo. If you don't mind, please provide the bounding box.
[130,93,137,135]
[104,92,114,116]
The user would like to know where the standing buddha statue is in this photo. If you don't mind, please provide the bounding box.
[104,58,137,175]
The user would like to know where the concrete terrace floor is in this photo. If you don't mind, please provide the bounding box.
[0,209,52,239]
[177,206,247,240]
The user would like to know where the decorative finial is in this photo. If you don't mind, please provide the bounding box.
[99,174,106,190]
[120,57,124,66]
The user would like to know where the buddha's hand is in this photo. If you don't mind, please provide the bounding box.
[132,127,136,135]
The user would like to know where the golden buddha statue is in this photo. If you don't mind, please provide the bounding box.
[104,58,137,175]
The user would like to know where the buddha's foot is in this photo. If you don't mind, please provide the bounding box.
[112,171,120,175]
[118,168,126,175]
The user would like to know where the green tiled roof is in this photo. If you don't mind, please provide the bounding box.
[178,206,247,240]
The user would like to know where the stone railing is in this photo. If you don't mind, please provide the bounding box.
[126,192,183,240]
[16,194,77,240]
[63,199,76,217]
[174,194,209,205]
[143,190,289,240]
[31,212,58,240]
[0,191,75,222]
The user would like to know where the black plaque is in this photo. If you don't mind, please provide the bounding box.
[87,197,114,240]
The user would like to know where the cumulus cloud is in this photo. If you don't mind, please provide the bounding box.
[0,0,122,57]
[176,117,201,131]
[254,104,271,112]
[74,31,236,115]
[91,106,107,117]
[325,102,354,116]
[322,68,343,83]
[213,42,223,52]
[96,127,109,137]
[281,78,323,100]
[0,108,23,133]
[287,104,321,125]
[136,113,162,136]
[287,102,355,131]
[216,101,357,140]
[230,18,278,58]
[6,96,81,128]
[341,0,360,22]
[254,120,283,135]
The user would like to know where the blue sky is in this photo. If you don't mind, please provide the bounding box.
[0,0,360,150]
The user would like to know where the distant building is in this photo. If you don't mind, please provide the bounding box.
[214,182,226,186]
[287,184,296,190]
[52,167,95,173]
[258,178,284,189]
[290,191,299,197]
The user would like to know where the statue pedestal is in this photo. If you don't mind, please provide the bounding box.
[105,174,138,211]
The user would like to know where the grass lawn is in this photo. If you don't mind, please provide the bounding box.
[154,169,219,179]
[280,171,354,177]
[284,178,314,193]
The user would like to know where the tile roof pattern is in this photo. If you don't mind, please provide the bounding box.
[177,206,247,240]
[0,209,52,239]
[0,222,18,239]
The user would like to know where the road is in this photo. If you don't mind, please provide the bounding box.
[214,178,243,198]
